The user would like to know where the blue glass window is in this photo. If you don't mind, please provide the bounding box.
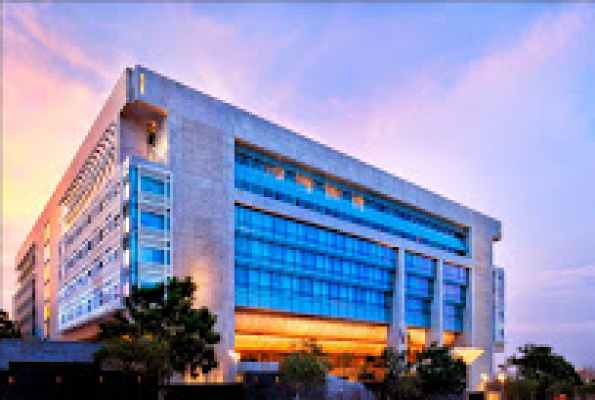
[140,176,165,196]
[443,263,469,284]
[405,297,431,327]
[444,284,465,304]
[235,145,468,256]
[406,275,433,298]
[444,304,464,331]
[140,247,165,264]
[234,205,394,323]
[405,253,436,327]
[141,211,165,230]
[442,263,468,331]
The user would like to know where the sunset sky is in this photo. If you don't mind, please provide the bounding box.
[2,3,594,365]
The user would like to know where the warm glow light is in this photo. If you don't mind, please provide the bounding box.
[452,347,484,365]
[481,373,489,382]
[235,311,388,343]
[325,184,341,199]
[352,195,364,209]
[497,372,507,383]
[140,73,145,95]
[443,331,459,347]
[408,327,427,346]
[296,174,313,191]
[235,333,385,356]
[229,350,241,362]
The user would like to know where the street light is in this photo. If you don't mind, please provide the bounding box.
[229,351,241,363]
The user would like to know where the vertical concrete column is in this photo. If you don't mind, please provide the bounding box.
[464,265,477,390]
[398,248,407,353]
[459,265,474,348]
[170,114,235,383]
[429,258,444,346]
[468,265,495,390]
[388,247,407,352]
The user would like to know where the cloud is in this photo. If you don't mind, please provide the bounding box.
[4,3,114,82]
[511,321,595,336]
[2,4,117,312]
[1,3,594,365]
[532,265,595,286]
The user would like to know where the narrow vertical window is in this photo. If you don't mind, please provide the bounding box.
[140,73,145,95]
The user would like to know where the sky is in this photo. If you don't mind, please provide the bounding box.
[2,3,594,366]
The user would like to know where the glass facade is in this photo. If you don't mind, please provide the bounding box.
[443,263,469,332]
[140,211,165,230]
[235,205,395,323]
[140,247,167,264]
[126,166,140,288]
[493,267,505,342]
[140,176,166,196]
[58,156,171,331]
[124,162,172,289]
[235,146,468,256]
[405,253,435,327]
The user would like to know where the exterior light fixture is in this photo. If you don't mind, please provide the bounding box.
[147,121,157,147]
[451,347,484,365]
[140,73,145,95]
[229,350,241,363]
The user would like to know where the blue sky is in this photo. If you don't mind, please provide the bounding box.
[3,3,594,366]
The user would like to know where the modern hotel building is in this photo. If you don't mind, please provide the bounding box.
[13,66,505,388]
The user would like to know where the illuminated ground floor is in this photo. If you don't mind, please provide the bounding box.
[234,308,464,380]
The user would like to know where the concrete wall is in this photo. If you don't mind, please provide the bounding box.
[0,339,102,370]
[130,67,236,382]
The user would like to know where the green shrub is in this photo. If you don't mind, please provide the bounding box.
[505,378,539,400]
[280,340,331,395]
[577,381,595,398]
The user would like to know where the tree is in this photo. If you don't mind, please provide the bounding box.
[97,277,220,382]
[505,344,582,397]
[505,377,540,400]
[95,336,172,381]
[414,342,466,395]
[280,339,331,398]
[576,381,595,399]
[380,347,422,400]
[0,309,21,338]
[339,352,354,379]
[357,355,379,383]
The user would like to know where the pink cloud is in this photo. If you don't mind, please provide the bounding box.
[4,3,114,82]
[2,5,594,369]
[2,5,115,312]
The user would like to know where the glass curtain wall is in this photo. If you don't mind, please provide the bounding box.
[405,253,435,328]
[235,205,395,323]
[443,263,469,332]
[235,146,468,256]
